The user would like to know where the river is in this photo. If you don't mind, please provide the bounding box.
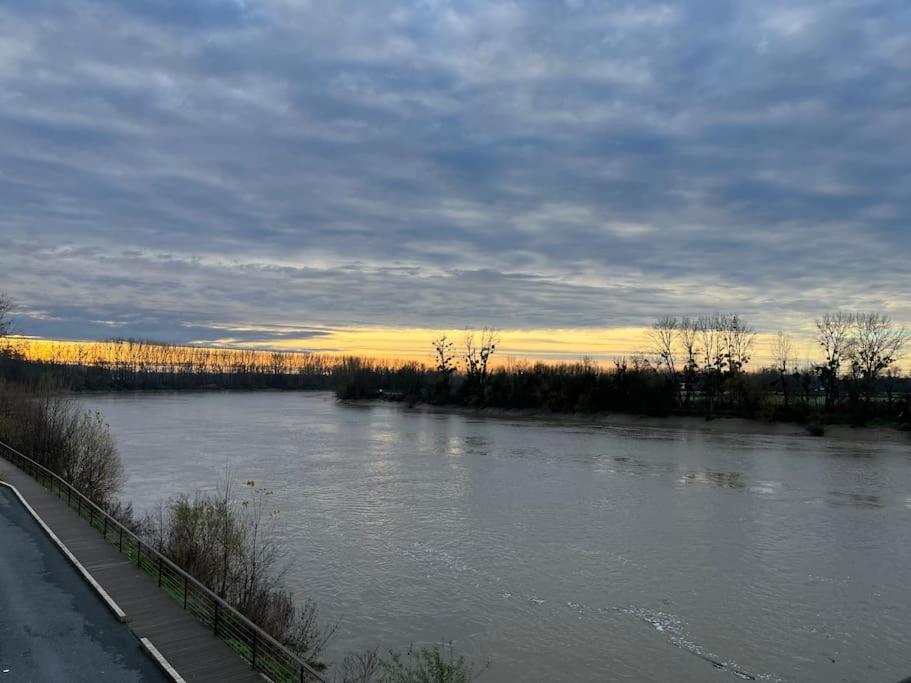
[78,392,911,682]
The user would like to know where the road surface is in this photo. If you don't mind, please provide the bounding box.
[0,486,167,682]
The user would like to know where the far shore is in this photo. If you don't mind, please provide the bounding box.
[376,400,911,445]
[71,388,911,445]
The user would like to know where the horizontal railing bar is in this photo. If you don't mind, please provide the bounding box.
[0,439,324,682]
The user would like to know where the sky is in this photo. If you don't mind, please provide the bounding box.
[1,0,909,362]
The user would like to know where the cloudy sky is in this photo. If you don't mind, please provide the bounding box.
[1,0,908,359]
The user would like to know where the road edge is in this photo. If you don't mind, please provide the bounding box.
[140,637,187,683]
[0,480,128,623]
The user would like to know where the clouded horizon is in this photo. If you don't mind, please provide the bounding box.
[1,0,909,360]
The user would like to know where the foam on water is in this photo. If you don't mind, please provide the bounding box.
[622,606,779,681]
[397,538,777,680]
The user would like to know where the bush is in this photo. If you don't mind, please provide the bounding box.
[334,649,382,683]
[60,410,124,504]
[0,379,126,510]
[334,643,487,683]
[380,643,487,683]
[146,481,335,671]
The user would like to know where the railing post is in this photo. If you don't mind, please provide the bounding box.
[137,540,142,568]
[89,505,94,529]
[183,576,188,609]
[213,600,220,635]
[67,487,71,507]
[77,496,81,517]
[119,526,124,552]
[251,631,257,669]
[158,556,163,587]
[103,515,108,539]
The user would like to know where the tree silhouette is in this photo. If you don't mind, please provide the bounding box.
[773,331,793,410]
[815,312,854,412]
[850,313,909,407]
[0,294,13,341]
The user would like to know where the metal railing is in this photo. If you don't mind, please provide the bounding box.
[0,440,325,683]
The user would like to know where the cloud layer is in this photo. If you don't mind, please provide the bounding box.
[1,0,908,352]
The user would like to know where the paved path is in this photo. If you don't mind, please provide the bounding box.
[0,486,167,682]
[0,459,262,683]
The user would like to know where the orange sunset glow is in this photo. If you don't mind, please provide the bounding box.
[10,327,828,371]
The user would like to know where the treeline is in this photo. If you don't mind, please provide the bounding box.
[334,316,911,428]
[3,307,910,427]
[642,312,911,424]
[5,338,345,390]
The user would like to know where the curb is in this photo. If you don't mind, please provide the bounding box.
[140,638,187,683]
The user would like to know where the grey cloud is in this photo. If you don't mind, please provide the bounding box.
[0,0,908,345]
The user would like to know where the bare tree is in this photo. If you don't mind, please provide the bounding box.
[850,312,910,406]
[718,313,755,375]
[679,317,700,409]
[431,335,457,378]
[815,312,855,411]
[773,331,793,409]
[648,316,679,376]
[697,315,722,373]
[463,328,499,383]
[0,294,13,341]
[697,315,723,417]
[334,649,381,683]
[695,314,755,415]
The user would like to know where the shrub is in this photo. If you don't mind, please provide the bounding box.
[333,644,487,683]
[380,643,487,683]
[60,410,124,504]
[146,480,335,670]
[0,379,126,511]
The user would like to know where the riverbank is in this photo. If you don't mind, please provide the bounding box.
[376,401,911,445]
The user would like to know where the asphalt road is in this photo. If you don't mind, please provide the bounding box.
[0,486,166,682]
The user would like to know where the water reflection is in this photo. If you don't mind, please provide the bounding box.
[463,435,490,455]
